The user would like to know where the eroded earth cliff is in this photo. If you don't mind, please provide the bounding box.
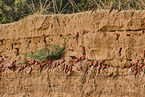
[0,10,145,97]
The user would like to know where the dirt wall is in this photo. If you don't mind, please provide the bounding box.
[0,10,145,97]
[0,10,145,66]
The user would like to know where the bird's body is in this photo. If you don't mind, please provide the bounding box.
[0,64,4,68]
[79,57,82,61]
[48,64,51,69]
[85,67,88,72]
[102,65,106,70]
[107,72,113,78]
[109,6,113,13]
[18,67,21,72]
[91,8,95,13]
[61,58,65,64]
[11,44,13,49]
[134,70,138,77]
[8,61,16,71]
[140,63,144,68]
[75,58,79,63]
[82,56,85,60]
[75,32,79,42]
[21,66,25,70]
[57,62,60,67]
[0,58,4,63]
[46,50,50,55]
[82,47,86,55]
[64,65,68,72]
[126,34,130,36]
[135,62,138,67]
[129,63,132,67]
[2,68,5,72]
[1,40,3,45]
[62,64,65,71]
[39,64,42,72]
[116,34,119,40]
[98,64,102,70]
[15,48,19,56]
[94,61,98,67]
[29,67,32,74]
[118,48,122,53]
[53,63,57,68]
[90,61,93,67]
[68,66,72,71]
[141,58,144,63]
[43,36,46,43]
[32,60,35,64]
[117,7,121,13]
[82,30,86,35]
[118,48,122,56]
[48,60,52,64]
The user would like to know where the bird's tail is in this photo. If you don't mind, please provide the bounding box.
[109,10,112,13]
[117,10,121,13]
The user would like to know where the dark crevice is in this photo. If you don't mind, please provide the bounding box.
[99,29,144,32]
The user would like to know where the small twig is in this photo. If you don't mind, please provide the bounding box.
[44,1,53,12]
[31,0,36,11]
[26,0,34,13]
[68,0,80,12]
[82,0,89,11]
[59,0,63,13]
[53,0,56,14]
[59,3,69,14]
[100,0,107,9]
[43,0,48,10]
[93,0,102,9]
